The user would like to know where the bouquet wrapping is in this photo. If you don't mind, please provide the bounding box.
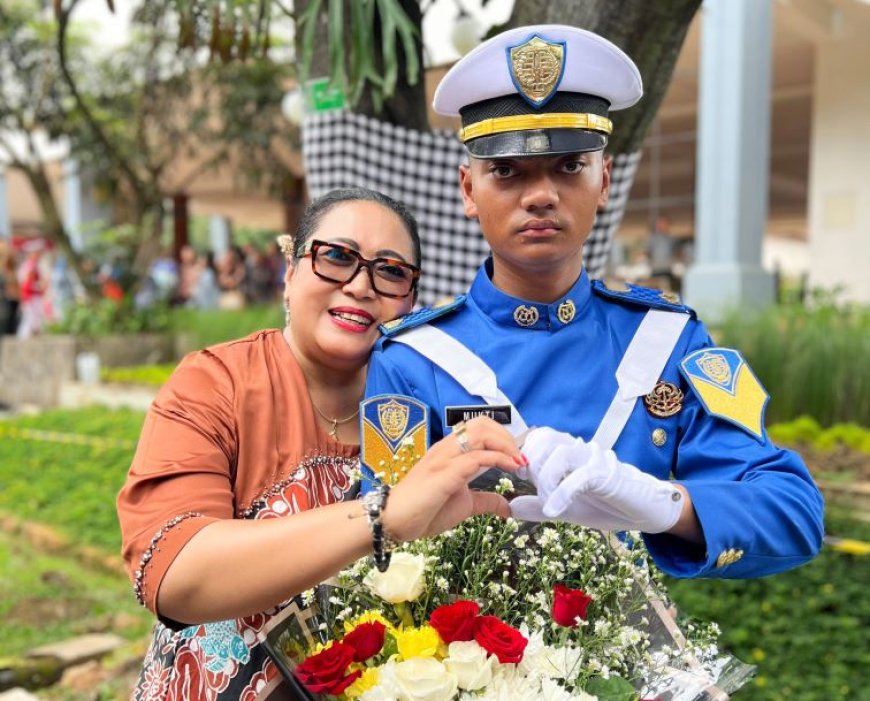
[261,478,752,701]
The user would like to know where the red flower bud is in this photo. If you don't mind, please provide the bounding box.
[551,584,593,628]
[473,615,528,664]
[343,621,386,662]
[429,599,481,643]
[294,642,361,695]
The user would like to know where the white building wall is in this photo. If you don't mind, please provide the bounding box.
[807,32,870,303]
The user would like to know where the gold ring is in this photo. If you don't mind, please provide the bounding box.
[454,422,471,453]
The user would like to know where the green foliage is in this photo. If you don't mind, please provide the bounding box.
[48,298,172,336]
[665,507,870,701]
[716,297,870,426]
[297,0,420,109]
[769,417,870,454]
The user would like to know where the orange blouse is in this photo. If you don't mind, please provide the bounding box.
[117,329,359,615]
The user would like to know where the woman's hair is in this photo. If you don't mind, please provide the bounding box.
[277,188,422,267]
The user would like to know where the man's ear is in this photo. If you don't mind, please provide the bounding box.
[459,164,479,219]
[597,153,613,211]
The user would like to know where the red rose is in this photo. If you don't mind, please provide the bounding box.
[551,584,593,628]
[294,642,361,695]
[343,621,386,662]
[430,600,481,643]
[473,615,528,664]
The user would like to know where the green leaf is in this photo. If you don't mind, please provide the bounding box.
[584,676,638,701]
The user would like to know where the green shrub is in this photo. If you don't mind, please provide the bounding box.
[769,417,870,454]
[716,298,870,426]
[49,298,172,336]
[170,304,283,351]
[665,507,870,701]
[101,363,177,386]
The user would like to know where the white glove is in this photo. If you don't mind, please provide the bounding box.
[511,429,684,534]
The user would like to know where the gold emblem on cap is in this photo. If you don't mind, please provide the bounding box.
[644,380,684,418]
[652,428,667,447]
[378,399,410,441]
[557,299,576,324]
[509,36,565,106]
[513,305,539,327]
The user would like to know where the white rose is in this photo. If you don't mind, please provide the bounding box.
[393,657,458,701]
[363,552,426,603]
[444,640,497,691]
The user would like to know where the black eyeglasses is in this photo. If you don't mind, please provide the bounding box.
[303,240,421,299]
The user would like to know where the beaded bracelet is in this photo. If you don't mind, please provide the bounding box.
[362,484,395,572]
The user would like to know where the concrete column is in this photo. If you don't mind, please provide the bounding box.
[0,167,10,239]
[63,158,84,251]
[683,0,776,319]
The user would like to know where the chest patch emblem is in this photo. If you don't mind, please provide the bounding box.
[644,380,684,418]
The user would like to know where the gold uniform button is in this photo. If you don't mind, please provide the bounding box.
[652,428,667,447]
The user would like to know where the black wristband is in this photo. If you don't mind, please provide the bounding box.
[363,484,394,572]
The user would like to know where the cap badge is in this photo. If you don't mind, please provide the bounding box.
[644,380,684,418]
[557,299,576,324]
[513,305,539,327]
[508,35,566,108]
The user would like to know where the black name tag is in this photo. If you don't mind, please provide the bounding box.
[445,405,512,426]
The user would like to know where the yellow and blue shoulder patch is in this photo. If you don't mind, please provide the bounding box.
[679,347,769,441]
[592,280,695,317]
[360,394,429,486]
[379,295,466,337]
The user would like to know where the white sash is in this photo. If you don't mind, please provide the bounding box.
[392,309,689,448]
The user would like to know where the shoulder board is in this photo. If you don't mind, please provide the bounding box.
[592,279,695,316]
[679,347,769,442]
[379,295,466,337]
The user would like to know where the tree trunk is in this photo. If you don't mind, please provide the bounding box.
[508,0,701,153]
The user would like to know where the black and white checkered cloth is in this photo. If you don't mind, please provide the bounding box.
[302,111,641,306]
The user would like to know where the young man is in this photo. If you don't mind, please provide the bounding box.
[363,25,823,579]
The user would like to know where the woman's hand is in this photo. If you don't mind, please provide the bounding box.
[381,417,525,542]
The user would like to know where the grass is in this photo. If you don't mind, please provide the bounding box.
[0,407,145,552]
[0,530,151,658]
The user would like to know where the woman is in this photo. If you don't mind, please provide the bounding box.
[117,188,523,701]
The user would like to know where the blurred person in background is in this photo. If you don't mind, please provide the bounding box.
[16,243,46,338]
[0,241,20,335]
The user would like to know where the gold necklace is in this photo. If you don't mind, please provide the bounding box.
[311,401,360,439]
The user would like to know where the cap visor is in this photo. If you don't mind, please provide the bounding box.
[466,129,607,158]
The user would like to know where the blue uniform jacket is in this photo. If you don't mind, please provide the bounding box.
[366,260,824,579]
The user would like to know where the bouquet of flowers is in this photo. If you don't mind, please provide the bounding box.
[264,480,752,701]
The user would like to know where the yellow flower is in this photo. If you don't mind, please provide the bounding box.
[344,610,395,635]
[395,625,443,660]
[343,666,380,699]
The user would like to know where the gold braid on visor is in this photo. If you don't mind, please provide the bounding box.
[459,112,613,143]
